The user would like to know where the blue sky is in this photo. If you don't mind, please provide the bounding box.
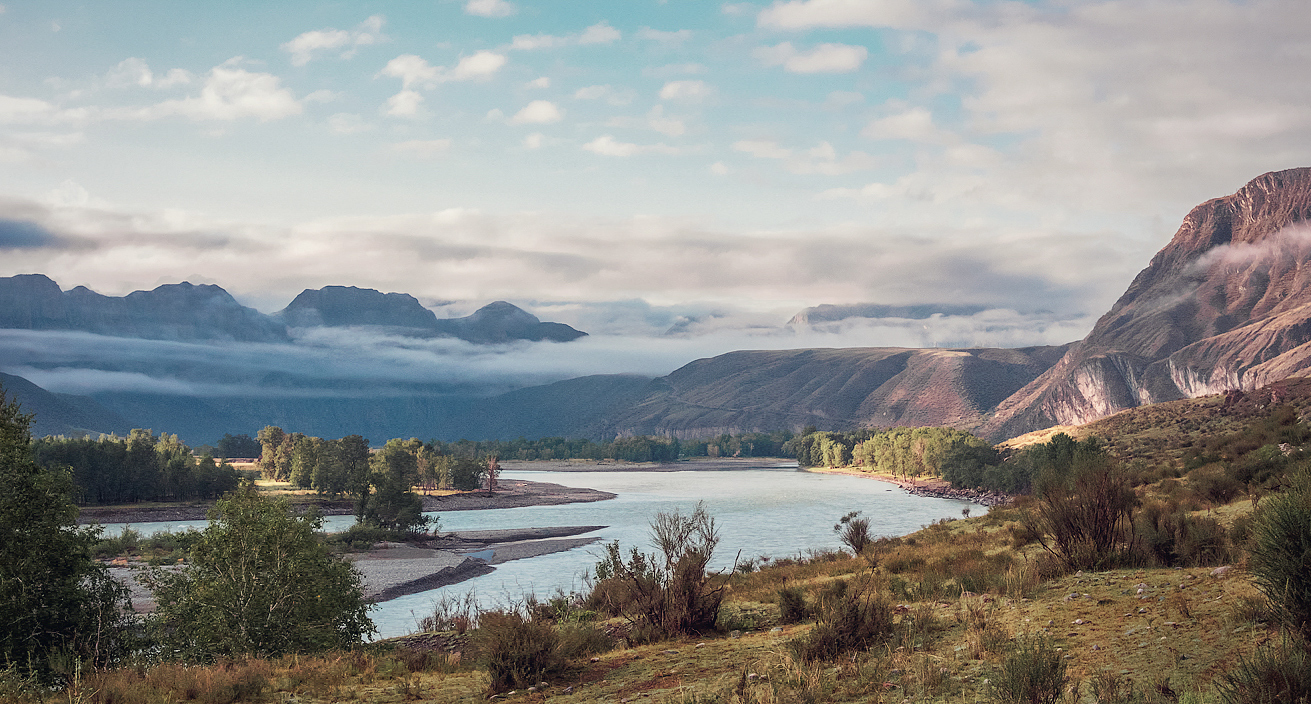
[3,0,1311,379]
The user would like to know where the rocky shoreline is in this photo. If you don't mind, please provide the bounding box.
[803,467,1011,507]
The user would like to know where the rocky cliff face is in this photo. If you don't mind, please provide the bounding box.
[0,274,288,342]
[981,167,1311,440]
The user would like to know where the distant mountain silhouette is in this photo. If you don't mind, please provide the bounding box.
[0,274,287,342]
[278,286,587,343]
[788,303,990,326]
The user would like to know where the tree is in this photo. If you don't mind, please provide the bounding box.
[450,456,487,491]
[215,433,261,459]
[255,425,286,479]
[146,484,374,660]
[360,439,429,533]
[0,386,132,679]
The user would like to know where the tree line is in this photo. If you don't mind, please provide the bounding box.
[783,425,1108,495]
[32,430,242,505]
[427,430,796,463]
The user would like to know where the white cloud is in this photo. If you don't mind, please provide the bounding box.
[384,90,424,117]
[523,132,544,149]
[527,76,551,89]
[378,55,442,89]
[0,95,63,124]
[390,139,452,158]
[282,15,385,66]
[722,3,754,16]
[709,161,729,175]
[141,60,302,121]
[327,112,371,134]
[753,41,868,73]
[756,0,940,29]
[659,80,712,102]
[573,84,635,106]
[734,138,876,174]
[582,134,680,157]
[638,27,692,44]
[449,50,508,81]
[464,0,516,18]
[303,90,338,104]
[509,100,564,124]
[510,34,570,51]
[579,21,622,45]
[106,58,193,89]
[512,21,621,50]
[861,106,948,143]
[375,52,505,120]
[647,105,684,136]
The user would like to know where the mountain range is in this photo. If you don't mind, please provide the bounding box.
[5,168,1311,444]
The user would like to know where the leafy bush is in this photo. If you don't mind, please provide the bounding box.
[777,586,810,624]
[989,633,1070,704]
[473,611,562,693]
[787,581,893,662]
[1134,501,1232,567]
[146,486,374,660]
[1219,635,1311,704]
[1025,449,1137,571]
[1246,473,1311,643]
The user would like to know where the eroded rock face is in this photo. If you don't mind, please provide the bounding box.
[982,167,1311,440]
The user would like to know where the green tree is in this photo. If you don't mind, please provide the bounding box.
[360,439,429,533]
[450,456,487,491]
[255,425,286,479]
[146,485,374,660]
[0,387,133,679]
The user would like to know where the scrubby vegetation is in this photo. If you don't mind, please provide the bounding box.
[11,379,1311,702]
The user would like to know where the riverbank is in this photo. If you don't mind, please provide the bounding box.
[498,457,799,472]
[803,466,1010,506]
[77,479,615,525]
[108,525,608,611]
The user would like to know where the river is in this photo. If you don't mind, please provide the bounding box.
[96,465,981,639]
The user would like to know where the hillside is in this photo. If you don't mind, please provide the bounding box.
[599,345,1070,438]
[0,371,133,438]
[983,167,1311,440]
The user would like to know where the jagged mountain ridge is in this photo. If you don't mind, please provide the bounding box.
[982,167,1311,440]
[0,276,587,345]
[0,274,288,342]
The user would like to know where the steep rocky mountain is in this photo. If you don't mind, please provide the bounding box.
[982,167,1311,440]
[0,371,134,438]
[0,274,288,342]
[596,345,1070,439]
[278,286,587,343]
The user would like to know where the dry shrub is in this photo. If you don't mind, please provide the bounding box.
[1135,501,1233,567]
[472,610,562,694]
[82,659,272,704]
[777,585,810,624]
[787,581,894,662]
[1026,453,1137,571]
[989,633,1071,704]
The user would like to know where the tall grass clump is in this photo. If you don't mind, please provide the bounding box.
[787,580,894,662]
[1219,635,1311,704]
[1245,470,1311,643]
[989,633,1071,704]
[1026,448,1137,571]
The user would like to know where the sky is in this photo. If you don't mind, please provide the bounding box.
[3,0,1311,393]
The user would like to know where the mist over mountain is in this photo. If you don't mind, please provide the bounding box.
[278,286,587,343]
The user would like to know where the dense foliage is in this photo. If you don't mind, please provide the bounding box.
[146,485,374,660]
[436,431,795,463]
[784,426,1000,485]
[0,387,133,680]
[32,431,240,505]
